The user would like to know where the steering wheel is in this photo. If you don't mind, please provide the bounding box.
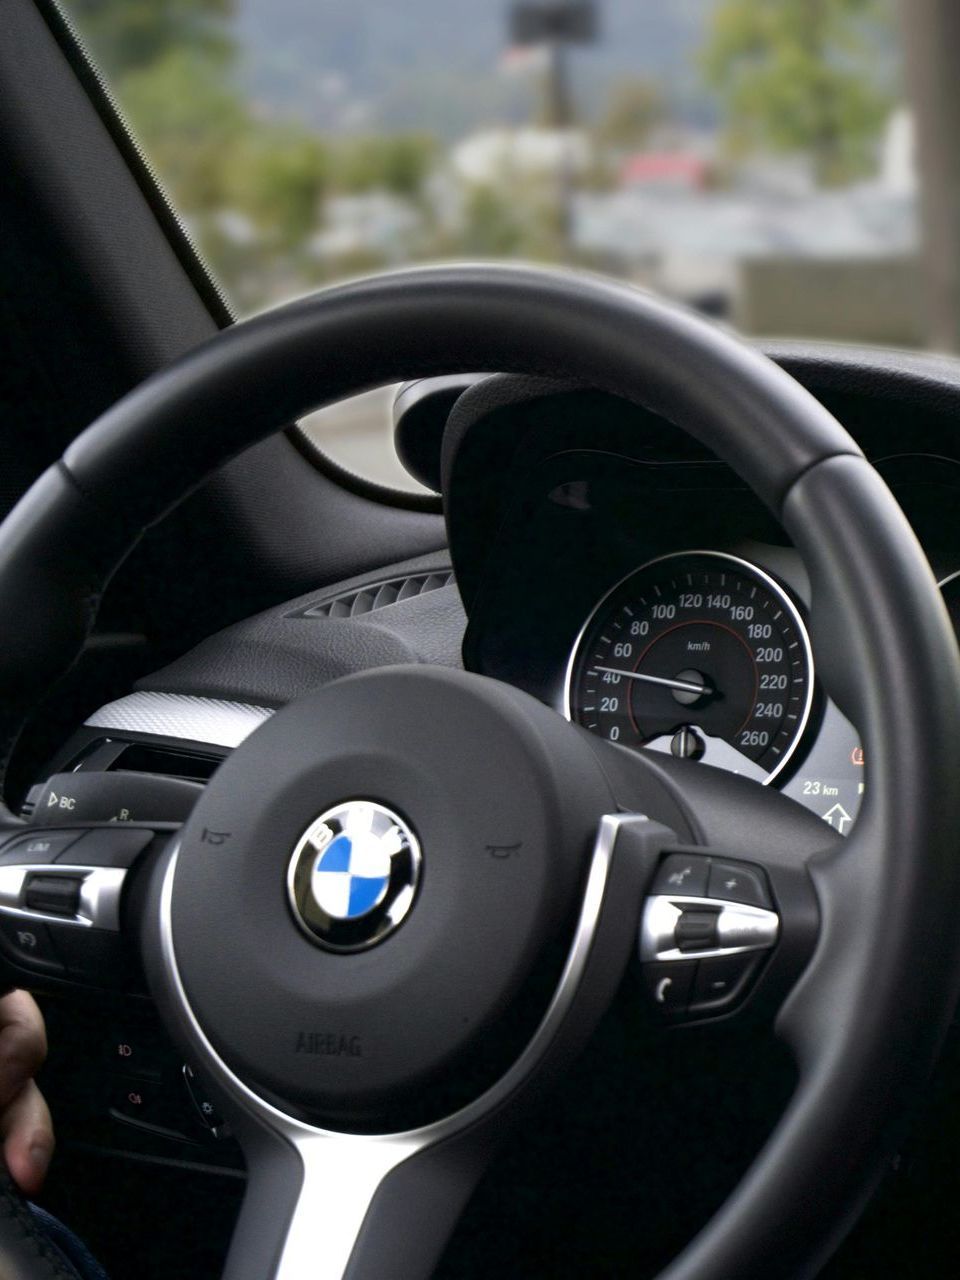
[0,264,959,1280]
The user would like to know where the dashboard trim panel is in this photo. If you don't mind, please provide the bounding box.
[85,692,274,749]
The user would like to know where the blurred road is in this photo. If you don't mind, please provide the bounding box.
[299,385,431,494]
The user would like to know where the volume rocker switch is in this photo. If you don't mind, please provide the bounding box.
[675,909,719,952]
[24,875,82,917]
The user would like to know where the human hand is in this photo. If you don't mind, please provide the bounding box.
[0,991,53,1196]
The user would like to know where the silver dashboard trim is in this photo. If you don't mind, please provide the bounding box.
[85,692,274,749]
[157,812,641,1280]
[561,548,816,786]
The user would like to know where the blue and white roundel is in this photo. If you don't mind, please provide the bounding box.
[289,799,420,950]
[310,811,402,920]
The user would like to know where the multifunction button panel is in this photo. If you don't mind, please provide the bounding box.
[0,826,156,986]
[640,851,779,1019]
[37,999,240,1172]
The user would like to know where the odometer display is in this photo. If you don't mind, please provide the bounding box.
[565,551,814,783]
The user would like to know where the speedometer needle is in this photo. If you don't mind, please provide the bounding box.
[592,667,711,697]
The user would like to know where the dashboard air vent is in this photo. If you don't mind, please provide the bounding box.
[299,570,454,620]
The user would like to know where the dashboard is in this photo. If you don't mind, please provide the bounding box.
[21,354,960,853]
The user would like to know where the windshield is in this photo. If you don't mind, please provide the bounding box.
[65,0,915,487]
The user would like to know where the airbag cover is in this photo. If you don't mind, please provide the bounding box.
[169,666,613,1127]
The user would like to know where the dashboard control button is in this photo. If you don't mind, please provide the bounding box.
[51,925,126,988]
[109,1079,165,1126]
[674,909,719,952]
[691,953,760,1011]
[65,827,155,867]
[642,960,696,1014]
[707,860,772,909]
[183,1064,229,1137]
[24,874,82,917]
[106,1026,164,1081]
[0,831,82,864]
[0,918,64,973]
[651,853,709,898]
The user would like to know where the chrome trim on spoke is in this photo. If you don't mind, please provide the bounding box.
[639,893,779,963]
[157,812,642,1280]
[85,692,274,748]
[0,865,126,930]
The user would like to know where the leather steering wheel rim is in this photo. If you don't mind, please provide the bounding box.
[1,263,959,1280]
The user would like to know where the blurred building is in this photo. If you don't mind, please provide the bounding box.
[619,151,708,192]
[308,193,425,264]
[574,110,921,343]
[450,127,592,186]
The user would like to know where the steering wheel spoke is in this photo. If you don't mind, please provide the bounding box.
[0,821,174,992]
[580,733,828,1032]
[222,1104,487,1280]
[139,806,675,1280]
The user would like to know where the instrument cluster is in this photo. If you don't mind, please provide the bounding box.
[565,547,960,834]
[565,550,813,786]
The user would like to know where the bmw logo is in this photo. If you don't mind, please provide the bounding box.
[286,801,421,951]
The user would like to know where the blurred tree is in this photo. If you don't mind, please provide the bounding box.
[70,0,233,74]
[458,185,526,257]
[118,48,246,214]
[596,80,663,152]
[69,0,338,306]
[445,177,583,265]
[227,129,330,247]
[702,0,893,186]
[333,135,438,200]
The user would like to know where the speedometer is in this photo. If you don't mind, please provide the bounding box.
[565,551,815,784]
